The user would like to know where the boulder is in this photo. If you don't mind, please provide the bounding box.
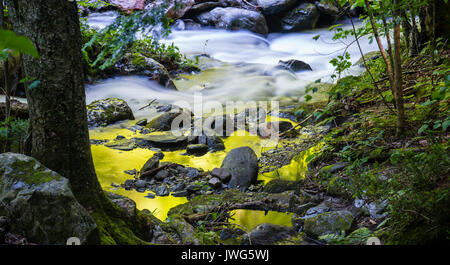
[303,210,354,237]
[280,3,320,32]
[145,0,195,20]
[0,153,97,245]
[208,177,222,189]
[256,0,298,15]
[87,98,135,127]
[257,121,293,138]
[196,7,269,35]
[135,132,189,150]
[221,147,258,190]
[107,192,137,218]
[315,1,340,26]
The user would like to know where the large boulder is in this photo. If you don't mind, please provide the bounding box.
[146,108,189,131]
[280,3,320,32]
[221,147,258,190]
[196,7,269,35]
[303,210,354,237]
[145,0,195,20]
[278,59,312,72]
[256,0,298,15]
[87,98,135,127]
[0,153,97,245]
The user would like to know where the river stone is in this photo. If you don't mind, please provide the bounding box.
[107,0,146,13]
[278,59,313,72]
[136,132,189,150]
[303,210,354,237]
[155,185,170,197]
[87,98,135,127]
[197,7,269,35]
[256,0,298,15]
[280,3,320,32]
[0,153,97,245]
[315,1,340,25]
[146,108,189,131]
[221,147,258,190]
[208,177,222,189]
[104,139,138,151]
[154,170,170,181]
[146,0,195,20]
[211,168,231,183]
[186,144,209,155]
[140,152,164,178]
[242,223,296,245]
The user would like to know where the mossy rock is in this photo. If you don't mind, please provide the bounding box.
[87,98,135,128]
[264,179,304,193]
[0,153,97,244]
[303,210,354,238]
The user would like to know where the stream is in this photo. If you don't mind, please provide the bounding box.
[85,12,383,228]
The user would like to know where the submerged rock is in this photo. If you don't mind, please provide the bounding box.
[0,153,97,245]
[197,7,269,35]
[278,59,313,72]
[135,132,189,150]
[186,144,209,156]
[87,98,135,127]
[146,108,190,132]
[221,147,259,190]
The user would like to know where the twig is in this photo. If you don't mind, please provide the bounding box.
[139,99,156,111]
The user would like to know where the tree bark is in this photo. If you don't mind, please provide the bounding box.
[435,0,450,40]
[5,0,104,208]
[393,0,406,136]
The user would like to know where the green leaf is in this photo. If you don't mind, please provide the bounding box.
[442,120,450,131]
[418,124,428,135]
[0,30,39,58]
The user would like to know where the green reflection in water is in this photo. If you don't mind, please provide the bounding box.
[229,209,293,231]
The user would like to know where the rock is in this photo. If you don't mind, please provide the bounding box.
[303,203,330,218]
[145,193,156,199]
[211,168,231,183]
[104,139,137,151]
[171,183,186,192]
[107,192,137,218]
[87,98,135,127]
[366,200,388,219]
[263,179,302,193]
[186,167,200,179]
[205,133,225,152]
[315,1,340,26]
[124,169,137,176]
[107,0,146,13]
[134,179,147,189]
[146,108,189,131]
[0,153,97,245]
[146,0,195,20]
[136,119,148,126]
[319,162,348,176]
[303,210,354,237]
[135,132,189,150]
[155,185,170,197]
[186,144,209,156]
[172,190,189,197]
[354,51,380,67]
[208,177,222,189]
[166,216,199,244]
[278,59,312,72]
[280,3,320,32]
[219,228,245,241]
[197,7,269,35]
[257,121,293,138]
[242,223,295,245]
[256,0,298,15]
[154,170,170,181]
[140,152,164,178]
[120,54,177,90]
[221,147,259,190]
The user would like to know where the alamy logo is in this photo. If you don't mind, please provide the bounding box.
[66,237,81,245]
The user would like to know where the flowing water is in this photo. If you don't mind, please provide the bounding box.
[85,13,382,224]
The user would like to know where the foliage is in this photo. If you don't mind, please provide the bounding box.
[82,3,172,71]
[0,117,28,153]
[0,29,39,58]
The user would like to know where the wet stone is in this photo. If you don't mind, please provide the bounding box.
[208,177,222,189]
[211,168,231,183]
[154,170,170,181]
[155,185,169,197]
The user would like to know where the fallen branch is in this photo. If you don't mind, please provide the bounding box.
[138,99,156,111]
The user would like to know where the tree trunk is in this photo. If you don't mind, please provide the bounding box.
[393,0,406,136]
[435,0,449,41]
[5,0,150,245]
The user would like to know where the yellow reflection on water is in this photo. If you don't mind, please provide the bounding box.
[229,209,293,231]
[89,116,301,220]
[258,142,325,184]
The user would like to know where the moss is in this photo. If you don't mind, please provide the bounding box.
[10,159,61,186]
